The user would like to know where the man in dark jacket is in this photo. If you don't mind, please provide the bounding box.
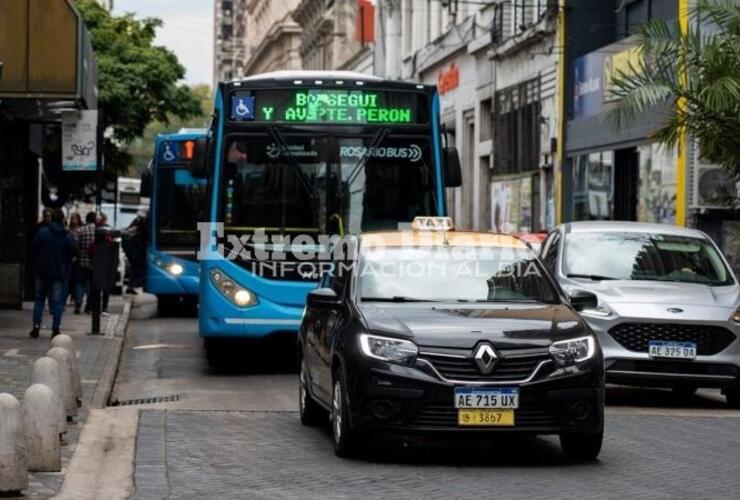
[30,208,74,338]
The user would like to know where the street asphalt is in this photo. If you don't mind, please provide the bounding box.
[113,316,740,499]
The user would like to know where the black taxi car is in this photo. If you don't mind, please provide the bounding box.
[298,217,604,460]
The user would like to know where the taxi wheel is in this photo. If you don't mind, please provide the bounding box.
[560,430,603,462]
[331,369,357,458]
[299,357,327,426]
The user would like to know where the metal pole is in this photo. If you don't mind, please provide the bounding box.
[96,110,104,212]
[91,111,103,335]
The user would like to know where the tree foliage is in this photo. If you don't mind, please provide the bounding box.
[606,0,740,179]
[125,84,213,176]
[75,0,203,175]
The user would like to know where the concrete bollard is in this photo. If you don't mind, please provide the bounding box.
[30,357,68,435]
[46,348,77,419]
[0,393,28,494]
[51,334,83,403]
[22,384,61,472]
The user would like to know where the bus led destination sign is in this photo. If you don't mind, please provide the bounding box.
[231,89,425,125]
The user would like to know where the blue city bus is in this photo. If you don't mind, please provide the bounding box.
[144,129,208,307]
[190,71,461,359]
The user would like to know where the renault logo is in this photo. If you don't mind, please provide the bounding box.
[473,343,498,375]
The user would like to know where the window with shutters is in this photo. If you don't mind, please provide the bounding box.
[493,79,542,175]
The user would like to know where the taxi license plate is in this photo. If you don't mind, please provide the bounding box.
[648,340,697,360]
[458,409,514,426]
[454,387,519,409]
[454,388,518,427]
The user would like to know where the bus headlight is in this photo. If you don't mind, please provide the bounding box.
[168,263,184,276]
[210,268,257,308]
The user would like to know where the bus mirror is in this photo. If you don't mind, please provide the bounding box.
[189,137,209,178]
[140,171,151,198]
[444,147,462,187]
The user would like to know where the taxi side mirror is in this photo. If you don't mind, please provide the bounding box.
[444,147,462,187]
[307,288,342,309]
[189,137,209,178]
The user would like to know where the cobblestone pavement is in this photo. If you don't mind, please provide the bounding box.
[0,300,125,499]
[132,409,740,500]
[120,317,740,500]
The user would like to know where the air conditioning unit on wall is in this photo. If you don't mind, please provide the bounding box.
[692,163,740,210]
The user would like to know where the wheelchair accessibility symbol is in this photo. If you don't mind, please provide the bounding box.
[231,96,255,121]
[161,142,177,163]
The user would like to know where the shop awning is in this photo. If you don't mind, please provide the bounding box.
[0,0,97,120]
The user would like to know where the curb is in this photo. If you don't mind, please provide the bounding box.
[90,299,132,409]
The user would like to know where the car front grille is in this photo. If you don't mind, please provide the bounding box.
[608,323,737,355]
[418,349,551,382]
[410,402,560,429]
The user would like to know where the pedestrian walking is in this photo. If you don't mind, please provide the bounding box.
[29,208,74,339]
[75,212,97,314]
[94,213,113,314]
[66,212,83,309]
[122,209,148,295]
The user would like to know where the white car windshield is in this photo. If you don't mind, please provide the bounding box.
[563,232,734,286]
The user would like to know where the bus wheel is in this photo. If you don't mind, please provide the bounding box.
[205,339,224,368]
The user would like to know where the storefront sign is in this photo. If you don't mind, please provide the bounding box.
[573,41,641,119]
[62,110,97,171]
[438,64,460,95]
[573,51,605,119]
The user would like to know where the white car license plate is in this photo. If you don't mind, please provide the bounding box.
[648,340,696,360]
[454,387,519,409]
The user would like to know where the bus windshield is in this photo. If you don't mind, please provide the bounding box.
[156,167,207,250]
[221,133,437,236]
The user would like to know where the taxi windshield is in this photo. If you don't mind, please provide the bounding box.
[358,245,559,304]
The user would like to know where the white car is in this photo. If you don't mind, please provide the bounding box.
[541,221,740,407]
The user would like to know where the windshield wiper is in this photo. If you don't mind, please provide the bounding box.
[361,296,435,303]
[267,126,318,203]
[339,128,390,202]
[566,273,618,281]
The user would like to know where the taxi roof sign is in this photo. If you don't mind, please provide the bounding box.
[411,216,454,231]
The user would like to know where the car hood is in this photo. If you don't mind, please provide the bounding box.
[566,280,740,309]
[357,303,587,350]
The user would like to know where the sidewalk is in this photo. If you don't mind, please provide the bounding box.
[0,297,130,499]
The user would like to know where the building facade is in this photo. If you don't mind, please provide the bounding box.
[487,0,559,234]
[374,0,558,233]
[213,0,249,86]
[244,0,302,75]
[293,0,375,74]
[0,0,97,305]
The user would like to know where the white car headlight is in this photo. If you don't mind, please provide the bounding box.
[549,336,596,366]
[210,268,257,308]
[731,308,740,323]
[359,334,418,365]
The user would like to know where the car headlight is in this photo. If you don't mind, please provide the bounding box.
[580,301,614,318]
[168,263,184,276]
[731,308,740,323]
[549,336,596,366]
[359,333,418,365]
[210,268,257,308]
